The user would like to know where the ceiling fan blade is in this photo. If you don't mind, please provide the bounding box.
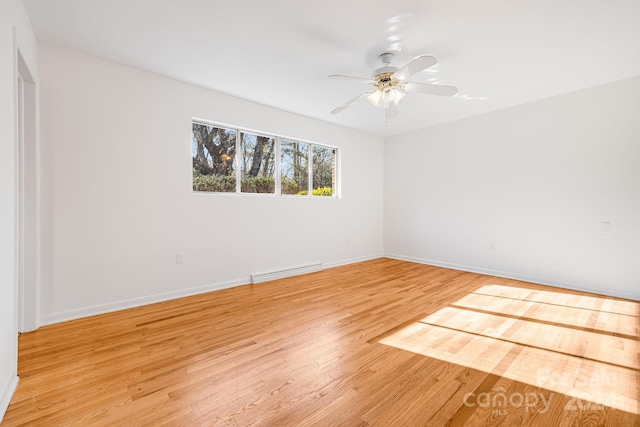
[393,55,437,80]
[329,74,374,84]
[330,91,372,114]
[404,82,458,97]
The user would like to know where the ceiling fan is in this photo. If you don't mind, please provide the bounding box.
[329,52,458,120]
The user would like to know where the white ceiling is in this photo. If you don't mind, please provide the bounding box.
[23,0,640,137]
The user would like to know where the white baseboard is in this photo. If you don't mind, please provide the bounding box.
[39,277,251,326]
[35,252,640,327]
[324,253,385,269]
[39,254,386,327]
[0,375,18,423]
[384,253,640,301]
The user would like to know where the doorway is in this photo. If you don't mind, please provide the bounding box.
[16,49,38,333]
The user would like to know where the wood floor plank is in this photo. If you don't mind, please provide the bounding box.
[3,258,639,426]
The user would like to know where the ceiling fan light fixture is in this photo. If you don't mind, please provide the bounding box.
[367,90,383,107]
[382,88,395,103]
[369,87,405,109]
[392,89,406,105]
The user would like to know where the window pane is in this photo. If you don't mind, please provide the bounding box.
[192,123,237,192]
[280,140,309,195]
[240,132,275,193]
[312,146,335,196]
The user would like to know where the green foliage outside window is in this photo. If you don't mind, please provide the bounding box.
[192,122,336,196]
[298,187,333,196]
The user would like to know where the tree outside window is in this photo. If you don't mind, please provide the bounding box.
[192,121,337,197]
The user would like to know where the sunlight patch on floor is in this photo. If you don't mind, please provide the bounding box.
[379,285,640,415]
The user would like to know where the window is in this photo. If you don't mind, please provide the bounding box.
[280,140,308,195]
[312,145,336,196]
[192,121,337,197]
[240,132,275,194]
[192,124,236,193]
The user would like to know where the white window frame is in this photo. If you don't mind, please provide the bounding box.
[192,118,339,198]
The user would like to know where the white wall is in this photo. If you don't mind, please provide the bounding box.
[385,75,640,300]
[38,43,384,324]
[0,0,38,420]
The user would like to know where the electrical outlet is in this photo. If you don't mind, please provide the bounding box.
[489,242,495,250]
[176,253,184,264]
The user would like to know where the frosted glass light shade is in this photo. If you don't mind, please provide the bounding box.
[367,90,382,107]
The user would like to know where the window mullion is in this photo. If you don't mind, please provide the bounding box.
[275,137,282,195]
[235,131,241,193]
[307,145,313,196]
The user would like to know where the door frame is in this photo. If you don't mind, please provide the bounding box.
[14,34,39,334]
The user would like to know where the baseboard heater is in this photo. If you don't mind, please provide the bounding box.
[251,262,323,284]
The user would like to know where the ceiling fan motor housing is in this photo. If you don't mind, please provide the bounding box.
[373,52,399,78]
[372,66,399,79]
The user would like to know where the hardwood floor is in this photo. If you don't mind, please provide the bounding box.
[4,258,639,426]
